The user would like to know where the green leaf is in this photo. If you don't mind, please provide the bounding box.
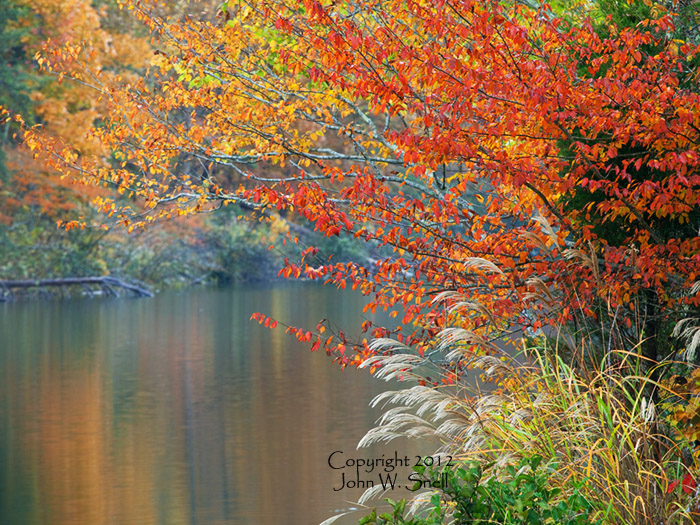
[359,509,377,525]
[393,499,406,517]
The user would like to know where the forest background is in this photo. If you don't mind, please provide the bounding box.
[0,0,364,288]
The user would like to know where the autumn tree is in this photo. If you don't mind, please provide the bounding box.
[556,0,700,369]
[0,0,34,180]
[0,0,164,279]
[20,0,700,372]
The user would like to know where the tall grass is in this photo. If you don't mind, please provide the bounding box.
[356,312,700,523]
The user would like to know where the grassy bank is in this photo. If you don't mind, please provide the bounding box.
[355,298,700,524]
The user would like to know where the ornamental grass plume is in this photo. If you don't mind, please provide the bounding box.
[355,300,700,524]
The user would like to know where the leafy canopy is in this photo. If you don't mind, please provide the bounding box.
[17,0,700,369]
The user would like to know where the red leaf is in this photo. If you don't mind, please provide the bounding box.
[682,473,696,494]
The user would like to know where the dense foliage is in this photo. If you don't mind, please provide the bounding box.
[16,0,698,364]
[0,0,314,287]
[361,455,599,525]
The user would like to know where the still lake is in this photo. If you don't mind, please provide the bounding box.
[0,283,434,524]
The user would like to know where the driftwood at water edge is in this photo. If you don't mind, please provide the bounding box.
[0,276,153,300]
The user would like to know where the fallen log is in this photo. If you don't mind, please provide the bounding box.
[0,276,153,300]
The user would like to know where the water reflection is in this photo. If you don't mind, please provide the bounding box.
[0,283,433,524]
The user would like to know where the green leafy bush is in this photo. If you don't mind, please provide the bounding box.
[360,455,599,524]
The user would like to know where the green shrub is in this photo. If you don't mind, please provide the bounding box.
[360,455,599,525]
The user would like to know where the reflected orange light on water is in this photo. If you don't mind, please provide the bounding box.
[0,284,432,524]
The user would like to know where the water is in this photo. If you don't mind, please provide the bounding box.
[0,283,434,525]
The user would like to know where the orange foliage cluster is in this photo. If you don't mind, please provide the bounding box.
[20,0,700,368]
[0,0,150,224]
